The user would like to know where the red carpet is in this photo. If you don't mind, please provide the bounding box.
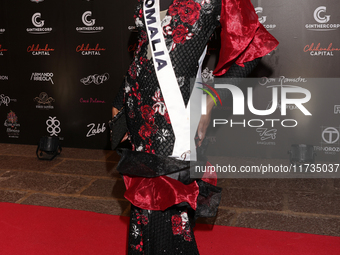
[0,202,339,255]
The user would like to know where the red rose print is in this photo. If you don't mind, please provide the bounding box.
[141,105,155,125]
[172,24,189,44]
[168,0,187,16]
[178,0,201,26]
[171,215,183,235]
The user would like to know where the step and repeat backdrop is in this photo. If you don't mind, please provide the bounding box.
[0,0,339,162]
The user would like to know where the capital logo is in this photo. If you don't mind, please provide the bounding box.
[0,94,11,106]
[80,73,110,85]
[314,6,330,24]
[334,105,340,114]
[303,43,339,57]
[32,13,44,27]
[82,11,95,26]
[256,128,277,140]
[76,43,106,55]
[255,7,266,24]
[27,44,54,55]
[322,127,339,144]
[76,11,104,33]
[46,116,61,136]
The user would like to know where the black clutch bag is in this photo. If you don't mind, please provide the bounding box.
[108,107,128,150]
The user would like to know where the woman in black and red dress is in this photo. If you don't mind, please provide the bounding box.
[112,0,278,254]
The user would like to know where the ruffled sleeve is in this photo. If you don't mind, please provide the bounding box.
[213,0,279,76]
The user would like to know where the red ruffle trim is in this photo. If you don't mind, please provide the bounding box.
[213,0,279,76]
[123,175,199,211]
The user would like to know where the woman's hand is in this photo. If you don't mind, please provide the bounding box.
[196,96,215,147]
[112,107,128,143]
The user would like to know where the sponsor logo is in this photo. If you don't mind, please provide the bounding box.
[27,44,54,55]
[46,116,61,136]
[34,92,55,110]
[31,0,44,3]
[303,43,339,57]
[27,12,52,34]
[76,43,105,55]
[31,72,54,84]
[255,7,276,30]
[334,105,340,114]
[80,73,109,85]
[305,6,340,31]
[80,98,106,104]
[0,45,8,56]
[4,110,20,138]
[0,28,5,34]
[0,94,17,106]
[256,128,276,146]
[76,11,104,33]
[0,75,9,80]
[86,123,106,137]
[314,126,340,155]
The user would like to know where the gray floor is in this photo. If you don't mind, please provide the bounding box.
[0,143,339,237]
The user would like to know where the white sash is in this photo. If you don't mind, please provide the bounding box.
[143,0,204,161]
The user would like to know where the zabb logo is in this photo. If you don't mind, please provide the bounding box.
[27,12,52,34]
[255,7,276,30]
[305,6,340,31]
[76,11,104,33]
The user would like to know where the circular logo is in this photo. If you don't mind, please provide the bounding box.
[322,127,339,144]
[82,11,95,26]
[314,6,330,24]
[32,13,44,27]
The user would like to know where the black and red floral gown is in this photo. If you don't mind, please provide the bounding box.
[112,0,278,254]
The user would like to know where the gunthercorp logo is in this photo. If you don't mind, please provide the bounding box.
[305,6,340,31]
[255,7,276,30]
[76,11,104,33]
[0,45,8,56]
[31,72,54,84]
[27,12,52,34]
